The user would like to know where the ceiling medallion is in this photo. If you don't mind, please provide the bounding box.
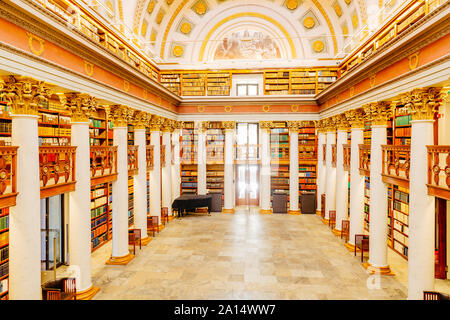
[303,17,315,29]
[313,40,324,53]
[180,22,192,34]
[147,1,155,14]
[173,45,184,57]
[286,0,298,10]
[194,1,207,15]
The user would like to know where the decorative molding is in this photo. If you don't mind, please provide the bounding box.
[105,105,133,128]
[132,110,151,129]
[84,60,94,77]
[408,51,420,70]
[402,87,444,121]
[363,101,393,126]
[26,31,44,56]
[63,92,98,123]
[222,121,235,130]
[344,108,365,129]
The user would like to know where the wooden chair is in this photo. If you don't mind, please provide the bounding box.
[424,291,441,300]
[147,215,159,237]
[128,229,142,255]
[361,238,369,262]
[321,194,326,218]
[341,220,350,242]
[328,210,336,229]
[161,207,169,225]
[62,278,76,300]
[46,289,62,300]
[354,234,369,256]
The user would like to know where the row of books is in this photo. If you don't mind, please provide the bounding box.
[91,214,107,229]
[395,115,412,126]
[0,231,8,247]
[91,187,107,199]
[394,127,411,137]
[206,177,223,182]
[92,233,108,249]
[393,240,408,257]
[181,171,198,176]
[393,209,409,225]
[91,223,107,238]
[91,205,107,219]
[89,119,105,129]
[393,201,409,214]
[0,122,11,133]
[300,184,317,190]
[394,138,411,145]
[0,246,8,262]
[90,196,107,209]
[38,127,71,136]
[394,189,409,202]
[299,172,315,178]
[299,178,316,184]
[39,137,70,146]
[182,183,197,188]
[0,215,8,231]
[272,178,289,184]
[0,262,8,278]
[393,219,409,235]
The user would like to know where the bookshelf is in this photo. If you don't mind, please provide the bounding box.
[107,116,113,239]
[270,122,290,206]
[317,70,338,94]
[264,71,290,95]
[290,70,316,95]
[298,124,317,196]
[206,72,231,96]
[38,99,71,146]
[146,128,151,215]
[181,122,197,194]
[364,175,370,233]
[181,73,206,96]
[0,102,11,146]
[390,185,410,259]
[90,183,109,251]
[393,105,411,146]
[160,73,181,96]
[0,207,9,300]
[206,122,225,202]
[128,125,134,228]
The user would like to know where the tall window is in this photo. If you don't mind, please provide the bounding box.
[236,83,259,96]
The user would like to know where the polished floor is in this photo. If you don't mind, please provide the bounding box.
[65,207,447,300]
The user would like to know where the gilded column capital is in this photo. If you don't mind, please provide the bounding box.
[132,110,151,129]
[363,101,393,126]
[62,93,97,123]
[222,121,236,131]
[402,87,444,121]
[344,108,365,129]
[323,117,337,133]
[195,121,209,133]
[161,118,176,133]
[105,105,133,128]
[334,113,350,131]
[172,120,183,131]
[0,76,51,116]
[148,115,164,131]
[259,121,273,132]
[315,120,326,134]
[286,121,301,132]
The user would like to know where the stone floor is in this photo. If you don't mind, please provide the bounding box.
[72,207,445,300]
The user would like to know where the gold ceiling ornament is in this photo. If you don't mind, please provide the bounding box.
[313,40,324,53]
[286,121,301,132]
[259,121,274,131]
[63,93,97,123]
[344,108,365,129]
[148,115,165,131]
[303,17,315,29]
[143,88,148,100]
[173,120,183,131]
[345,0,352,4]
[0,76,51,116]
[363,101,393,126]
[132,110,151,129]
[146,0,155,14]
[180,22,192,34]
[352,14,359,29]
[334,2,343,17]
[105,105,134,128]
[402,87,444,121]
[286,0,299,10]
[408,51,420,70]
[156,10,165,24]
[193,0,207,15]
[84,60,94,77]
[26,32,45,56]
[172,45,184,57]
[222,121,236,130]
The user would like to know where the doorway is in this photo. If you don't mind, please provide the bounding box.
[235,122,260,207]
[40,195,65,271]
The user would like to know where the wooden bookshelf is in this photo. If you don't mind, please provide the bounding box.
[206,122,225,205]
[364,175,370,233]
[270,122,290,206]
[181,73,206,96]
[89,109,108,146]
[264,71,290,95]
[393,104,411,146]
[90,183,109,251]
[316,70,338,94]
[0,207,9,300]
[160,73,181,96]
[298,123,317,196]
[38,99,71,146]
[128,176,134,227]
[0,102,11,146]
[390,185,410,259]
[181,122,197,194]
[206,72,231,96]
[290,70,316,95]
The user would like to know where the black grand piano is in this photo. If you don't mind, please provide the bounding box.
[172,194,212,217]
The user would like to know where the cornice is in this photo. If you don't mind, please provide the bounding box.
[0,0,181,105]
[316,2,450,105]
[178,95,318,107]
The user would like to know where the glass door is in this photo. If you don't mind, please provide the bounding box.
[235,123,260,206]
[40,195,65,271]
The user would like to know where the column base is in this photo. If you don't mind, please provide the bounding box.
[222,208,235,214]
[362,262,395,276]
[106,253,135,265]
[316,210,322,215]
[157,224,165,232]
[288,210,301,215]
[141,236,152,246]
[331,228,342,236]
[76,285,100,300]
[344,242,361,253]
[168,215,175,221]
[321,218,329,225]
[259,209,272,214]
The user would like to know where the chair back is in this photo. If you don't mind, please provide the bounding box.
[341,220,350,240]
[355,234,365,246]
[46,290,61,300]
[321,194,326,218]
[329,210,336,228]
[63,278,76,294]
[134,228,141,240]
[361,238,369,251]
[161,207,168,216]
[423,291,441,300]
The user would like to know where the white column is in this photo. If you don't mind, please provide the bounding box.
[260,126,271,213]
[197,123,207,195]
[149,130,161,225]
[347,127,365,250]
[334,128,349,232]
[134,128,149,241]
[162,130,172,209]
[316,131,326,214]
[171,129,181,205]
[68,121,96,296]
[223,124,235,213]
[9,114,40,299]
[325,130,336,220]
[408,119,435,299]
[289,129,299,213]
[367,124,391,274]
[108,125,132,263]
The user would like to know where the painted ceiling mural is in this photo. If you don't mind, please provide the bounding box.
[102,0,404,66]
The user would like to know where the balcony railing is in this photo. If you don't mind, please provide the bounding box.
[343,144,351,171]
[39,146,76,198]
[0,146,18,208]
[235,144,260,162]
[90,146,117,185]
[331,144,337,167]
[206,145,224,164]
[146,146,154,170]
[426,145,450,200]
[381,145,410,188]
[127,146,138,175]
[359,144,371,176]
[180,145,197,164]
[298,144,317,162]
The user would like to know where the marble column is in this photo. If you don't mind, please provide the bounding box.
[364,102,393,275]
[149,116,162,229]
[161,121,173,212]
[344,109,366,251]
[65,93,99,299]
[222,121,236,213]
[259,121,272,213]
[171,124,181,216]
[406,88,441,299]
[6,77,44,299]
[106,105,134,265]
[324,119,336,222]
[316,122,326,215]
[334,117,350,234]
[287,121,300,214]
[197,122,207,195]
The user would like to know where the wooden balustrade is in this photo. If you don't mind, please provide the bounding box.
[381,145,410,188]
[323,144,326,164]
[0,146,18,208]
[298,144,317,163]
[331,144,337,167]
[39,146,76,198]
[90,146,118,185]
[343,144,351,171]
[426,145,450,200]
[127,146,138,175]
[235,144,260,162]
[160,145,166,167]
[146,146,154,170]
[359,144,371,176]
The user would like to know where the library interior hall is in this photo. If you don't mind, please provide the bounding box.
[0,0,449,301]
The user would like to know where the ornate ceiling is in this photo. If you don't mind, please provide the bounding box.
[83,0,404,68]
